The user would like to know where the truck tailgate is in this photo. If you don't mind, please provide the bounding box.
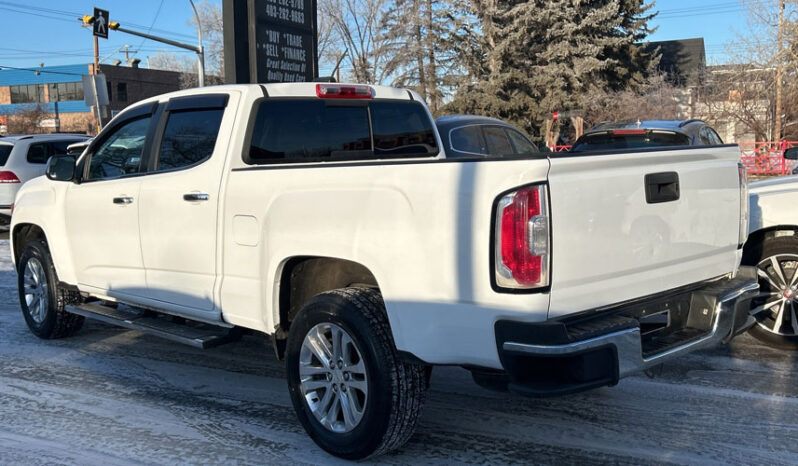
[546,146,743,318]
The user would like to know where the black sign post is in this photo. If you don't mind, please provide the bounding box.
[93,7,109,39]
[223,0,317,83]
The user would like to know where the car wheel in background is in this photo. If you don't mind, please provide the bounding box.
[744,236,798,350]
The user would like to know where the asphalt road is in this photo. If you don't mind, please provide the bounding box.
[0,239,796,465]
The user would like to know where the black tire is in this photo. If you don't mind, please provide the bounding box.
[285,287,426,460]
[743,235,798,350]
[17,240,84,339]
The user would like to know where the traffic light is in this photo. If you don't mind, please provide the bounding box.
[81,14,95,25]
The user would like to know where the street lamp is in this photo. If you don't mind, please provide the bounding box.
[188,0,205,87]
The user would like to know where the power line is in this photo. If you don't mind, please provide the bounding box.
[0,1,198,42]
[0,63,84,76]
[135,0,167,52]
[0,6,79,24]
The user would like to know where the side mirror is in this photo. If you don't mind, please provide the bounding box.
[784,147,798,160]
[46,155,76,182]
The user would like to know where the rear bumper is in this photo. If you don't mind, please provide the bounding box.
[494,267,759,397]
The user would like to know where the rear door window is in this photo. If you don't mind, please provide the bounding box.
[156,109,224,171]
[483,126,513,154]
[506,129,539,154]
[248,99,437,164]
[27,142,50,164]
[0,144,12,166]
[449,126,487,155]
[707,128,723,145]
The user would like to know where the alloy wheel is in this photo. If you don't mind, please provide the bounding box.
[753,253,798,336]
[23,258,49,325]
[299,322,368,433]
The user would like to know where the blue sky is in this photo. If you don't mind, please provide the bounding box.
[0,0,751,70]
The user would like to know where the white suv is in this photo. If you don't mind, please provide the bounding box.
[0,134,90,224]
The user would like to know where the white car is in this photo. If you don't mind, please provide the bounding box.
[11,84,757,459]
[0,134,90,224]
[745,147,798,349]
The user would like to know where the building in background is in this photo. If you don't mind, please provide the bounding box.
[0,63,182,135]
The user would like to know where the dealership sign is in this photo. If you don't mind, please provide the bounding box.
[223,0,318,84]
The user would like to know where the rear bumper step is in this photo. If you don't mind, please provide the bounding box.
[494,267,759,397]
[66,302,238,349]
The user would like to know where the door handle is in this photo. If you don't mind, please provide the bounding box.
[113,196,134,205]
[644,172,680,204]
[183,192,210,202]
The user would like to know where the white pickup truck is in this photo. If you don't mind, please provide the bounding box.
[11,83,758,459]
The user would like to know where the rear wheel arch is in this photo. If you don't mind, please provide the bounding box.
[273,256,380,359]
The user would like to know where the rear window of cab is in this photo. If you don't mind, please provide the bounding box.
[246,99,438,164]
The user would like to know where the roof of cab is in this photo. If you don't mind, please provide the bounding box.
[115,83,417,123]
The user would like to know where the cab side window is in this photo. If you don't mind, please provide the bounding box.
[87,116,151,180]
[156,109,224,171]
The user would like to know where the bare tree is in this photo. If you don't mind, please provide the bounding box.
[321,0,395,84]
[696,0,798,141]
[147,0,224,86]
[6,104,51,134]
[581,73,683,128]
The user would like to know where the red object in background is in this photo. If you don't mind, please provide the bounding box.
[739,141,798,175]
[552,112,558,121]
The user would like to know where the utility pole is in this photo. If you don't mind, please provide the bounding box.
[775,0,785,143]
[94,35,99,71]
[80,11,205,87]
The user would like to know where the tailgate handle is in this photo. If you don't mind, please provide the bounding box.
[645,172,680,204]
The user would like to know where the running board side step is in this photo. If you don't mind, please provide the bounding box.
[66,302,238,349]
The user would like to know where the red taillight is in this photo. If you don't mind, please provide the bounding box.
[0,171,20,183]
[612,129,646,135]
[495,185,550,289]
[316,83,373,99]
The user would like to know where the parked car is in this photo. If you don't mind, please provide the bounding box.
[0,133,90,225]
[435,115,540,157]
[745,147,798,349]
[12,84,757,459]
[569,119,724,153]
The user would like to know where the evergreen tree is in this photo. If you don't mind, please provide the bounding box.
[605,0,659,90]
[380,0,469,112]
[445,0,658,138]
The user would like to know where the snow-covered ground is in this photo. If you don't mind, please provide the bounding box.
[0,238,796,465]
